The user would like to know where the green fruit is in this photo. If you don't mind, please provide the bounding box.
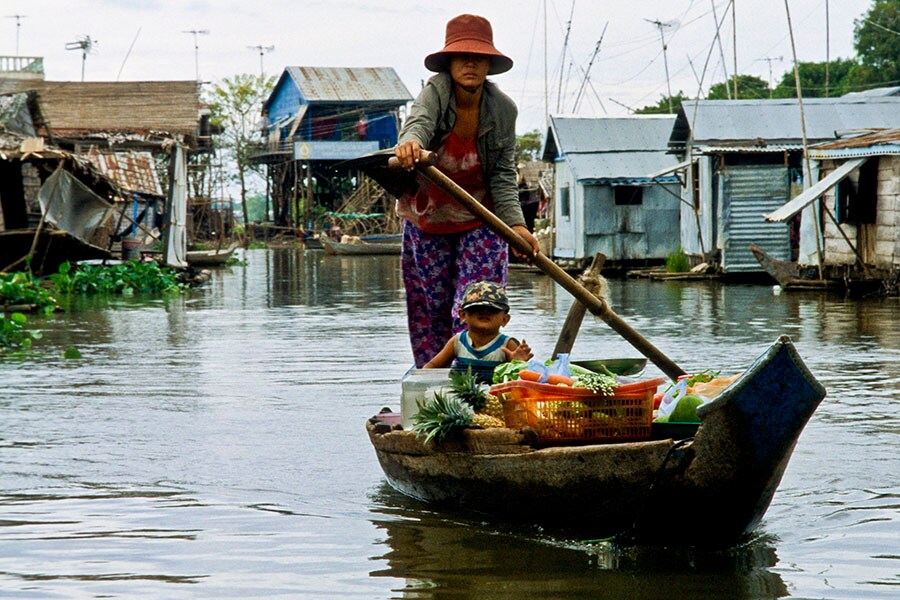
[669,393,704,423]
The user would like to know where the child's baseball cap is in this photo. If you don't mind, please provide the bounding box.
[460,281,509,312]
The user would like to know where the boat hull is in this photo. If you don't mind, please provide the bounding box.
[322,237,400,255]
[368,336,826,546]
[185,242,239,266]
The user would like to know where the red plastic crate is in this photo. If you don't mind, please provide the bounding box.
[489,378,664,444]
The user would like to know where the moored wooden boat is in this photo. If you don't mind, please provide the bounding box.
[367,335,826,547]
[321,236,401,256]
[185,241,240,266]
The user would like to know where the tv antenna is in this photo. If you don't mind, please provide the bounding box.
[5,14,26,56]
[645,18,677,112]
[608,97,636,114]
[756,56,783,97]
[65,35,97,82]
[183,29,209,81]
[247,44,274,77]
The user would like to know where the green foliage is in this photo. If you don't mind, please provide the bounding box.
[0,312,41,352]
[708,75,771,100]
[64,346,82,359]
[207,73,276,223]
[771,58,863,98]
[0,271,58,313]
[635,91,690,114]
[854,0,900,84]
[516,129,543,163]
[665,248,691,273]
[243,193,270,222]
[49,261,188,296]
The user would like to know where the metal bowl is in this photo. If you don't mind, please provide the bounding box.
[571,358,648,377]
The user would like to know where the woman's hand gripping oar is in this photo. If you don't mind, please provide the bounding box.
[388,150,686,381]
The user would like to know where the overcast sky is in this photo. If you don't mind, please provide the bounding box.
[3,0,876,134]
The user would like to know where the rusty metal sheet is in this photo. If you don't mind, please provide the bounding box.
[85,151,164,197]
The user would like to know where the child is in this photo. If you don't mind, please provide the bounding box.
[423,281,533,382]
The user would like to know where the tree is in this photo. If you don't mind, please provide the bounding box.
[771,58,860,98]
[207,74,276,227]
[854,0,900,85]
[635,91,690,114]
[516,130,543,163]
[708,75,771,100]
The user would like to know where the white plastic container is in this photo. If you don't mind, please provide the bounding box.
[400,368,452,430]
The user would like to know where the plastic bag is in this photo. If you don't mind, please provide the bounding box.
[526,354,572,383]
[657,378,688,420]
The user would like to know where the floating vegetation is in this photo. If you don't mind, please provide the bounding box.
[49,261,188,295]
[0,312,41,353]
[0,271,58,313]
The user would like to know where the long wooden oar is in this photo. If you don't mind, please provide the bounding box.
[394,153,686,380]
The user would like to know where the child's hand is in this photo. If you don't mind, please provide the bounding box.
[504,339,533,362]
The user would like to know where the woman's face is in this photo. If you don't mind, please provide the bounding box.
[448,53,490,92]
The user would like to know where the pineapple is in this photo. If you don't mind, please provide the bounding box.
[411,390,473,444]
[482,393,505,420]
[450,367,489,411]
[471,413,506,428]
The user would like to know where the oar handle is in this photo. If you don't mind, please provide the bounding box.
[417,162,686,381]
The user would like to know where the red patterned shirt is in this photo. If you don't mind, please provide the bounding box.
[397,131,494,234]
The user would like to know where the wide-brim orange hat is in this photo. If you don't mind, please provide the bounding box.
[424,14,513,76]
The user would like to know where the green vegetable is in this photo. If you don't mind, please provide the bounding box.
[669,393,704,423]
[572,372,618,395]
[686,369,720,387]
[492,360,529,384]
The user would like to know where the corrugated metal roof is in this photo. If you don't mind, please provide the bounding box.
[673,97,900,146]
[548,115,676,154]
[85,151,164,197]
[809,128,900,159]
[567,151,680,181]
[286,67,412,103]
[841,86,900,98]
[696,144,801,153]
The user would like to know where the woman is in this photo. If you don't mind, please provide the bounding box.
[394,13,540,367]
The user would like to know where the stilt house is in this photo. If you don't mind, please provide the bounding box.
[253,67,412,232]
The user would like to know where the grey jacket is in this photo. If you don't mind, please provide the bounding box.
[398,72,525,228]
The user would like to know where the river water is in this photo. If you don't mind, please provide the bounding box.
[1,249,897,599]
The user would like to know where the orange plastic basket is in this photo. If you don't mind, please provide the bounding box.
[490,378,664,444]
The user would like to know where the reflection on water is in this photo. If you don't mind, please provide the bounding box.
[0,249,897,598]
[369,485,788,600]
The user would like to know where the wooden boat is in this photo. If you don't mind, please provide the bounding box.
[185,241,239,266]
[0,229,111,275]
[749,244,840,290]
[321,236,401,256]
[367,335,826,547]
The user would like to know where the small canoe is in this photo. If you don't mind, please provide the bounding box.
[367,335,825,547]
[185,242,239,266]
[321,236,401,256]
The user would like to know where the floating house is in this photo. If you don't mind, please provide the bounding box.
[0,91,122,272]
[0,77,206,268]
[541,115,681,268]
[764,128,900,286]
[669,95,900,274]
[253,66,412,231]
